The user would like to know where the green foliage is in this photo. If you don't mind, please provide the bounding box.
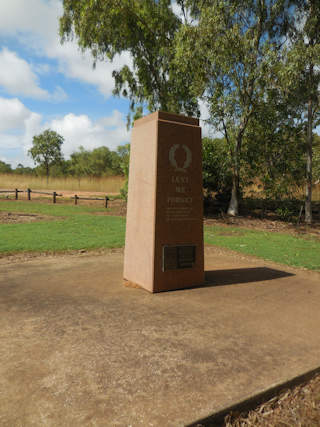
[60,0,199,124]
[0,160,12,174]
[243,96,306,200]
[281,1,320,222]
[202,137,232,198]
[14,164,35,175]
[69,145,129,184]
[120,180,129,201]
[28,129,64,182]
[89,146,117,176]
[314,135,320,182]
[275,204,297,222]
[117,144,130,200]
[175,0,291,215]
[3,144,129,184]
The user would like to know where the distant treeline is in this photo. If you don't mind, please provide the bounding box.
[0,144,130,180]
[1,135,320,203]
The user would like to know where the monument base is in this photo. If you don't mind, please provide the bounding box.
[123,277,205,293]
[123,279,143,290]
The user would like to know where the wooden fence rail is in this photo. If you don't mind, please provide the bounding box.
[73,194,109,208]
[0,188,110,208]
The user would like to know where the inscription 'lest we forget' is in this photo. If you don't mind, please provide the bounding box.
[166,146,195,221]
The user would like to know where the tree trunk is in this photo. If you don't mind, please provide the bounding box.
[46,164,49,185]
[305,97,313,224]
[227,137,241,216]
[228,172,239,216]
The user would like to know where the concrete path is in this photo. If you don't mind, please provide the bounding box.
[0,247,319,426]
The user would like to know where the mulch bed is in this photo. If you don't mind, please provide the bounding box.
[224,373,320,427]
[0,211,57,224]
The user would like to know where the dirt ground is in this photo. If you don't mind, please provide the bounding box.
[1,196,320,425]
[1,247,320,426]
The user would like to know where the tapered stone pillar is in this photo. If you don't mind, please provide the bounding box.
[123,111,204,292]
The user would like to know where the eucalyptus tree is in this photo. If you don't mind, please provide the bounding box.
[175,0,292,215]
[28,129,64,183]
[60,0,199,124]
[284,0,320,223]
[243,96,306,200]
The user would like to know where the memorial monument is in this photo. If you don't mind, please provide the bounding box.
[123,111,204,292]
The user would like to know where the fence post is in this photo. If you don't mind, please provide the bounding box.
[27,188,31,200]
[15,188,18,200]
[105,196,109,208]
[75,195,78,205]
[53,191,57,204]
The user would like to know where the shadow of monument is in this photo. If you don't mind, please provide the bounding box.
[203,267,294,287]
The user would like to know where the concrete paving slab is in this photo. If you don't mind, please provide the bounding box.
[0,247,320,426]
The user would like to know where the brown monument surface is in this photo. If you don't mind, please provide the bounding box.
[123,111,204,292]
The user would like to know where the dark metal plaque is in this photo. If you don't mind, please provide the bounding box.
[163,245,196,271]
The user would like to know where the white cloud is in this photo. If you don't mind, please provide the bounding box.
[0,0,59,43]
[0,0,131,98]
[0,48,68,102]
[0,97,32,132]
[32,62,52,75]
[51,44,131,97]
[0,97,130,166]
[0,97,42,166]
[49,111,130,157]
[0,48,49,99]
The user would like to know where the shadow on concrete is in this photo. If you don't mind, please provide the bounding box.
[204,267,294,287]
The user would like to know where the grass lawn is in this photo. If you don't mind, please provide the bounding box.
[0,201,125,253]
[204,225,320,270]
[1,201,319,270]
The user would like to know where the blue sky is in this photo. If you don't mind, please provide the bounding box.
[0,0,133,167]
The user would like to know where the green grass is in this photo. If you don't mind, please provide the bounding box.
[0,201,125,253]
[204,225,320,270]
[1,201,319,271]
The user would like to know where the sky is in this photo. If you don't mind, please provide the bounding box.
[0,0,135,168]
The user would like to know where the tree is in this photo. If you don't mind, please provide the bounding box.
[28,129,64,183]
[314,134,320,183]
[89,146,115,176]
[69,146,92,186]
[243,108,306,200]
[116,144,130,177]
[116,144,131,200]
[284,0,320,223]
[0,160,12,174]
[175,0,292,215]
[202,137,232,199]
[59,0,199,124]
[14,163,35,175]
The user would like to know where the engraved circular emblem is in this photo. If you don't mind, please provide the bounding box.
[169,144,192,173]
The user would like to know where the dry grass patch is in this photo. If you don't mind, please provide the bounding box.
[0,173,125,193]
